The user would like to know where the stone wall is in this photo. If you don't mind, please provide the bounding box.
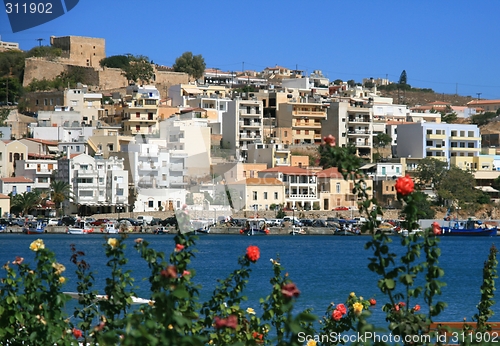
[98,67,128,90]
[155,71,189,99]
[23,58,66,87]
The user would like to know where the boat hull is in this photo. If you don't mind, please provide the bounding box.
[440,227,497,236]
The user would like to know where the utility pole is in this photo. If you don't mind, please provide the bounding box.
[36,38,44,46]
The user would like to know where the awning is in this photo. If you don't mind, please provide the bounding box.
[182,87,202,94]
[475,186,499,193]
[359,163,376,169]
[47,145,59,152]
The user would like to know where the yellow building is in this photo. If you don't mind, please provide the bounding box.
[276,101,328,145]
[123,86,160,135]
[316,167,373,211]
[228,177,285,211]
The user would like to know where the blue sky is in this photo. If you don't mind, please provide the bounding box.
[1,0,500,99]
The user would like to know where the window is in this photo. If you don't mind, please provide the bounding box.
[12,186,16,195]
[136,125,141,132]
[336,183,341,193]
[27,186,31,192]
[396,167,400,173]
[117,188,124,196]
[162,174,166,181]
[80,191,93,197]
[264,192,268,200]
[148,201,154,208]
[136,112,140,118]
[274,192,278,199]
[426,129,432,135]
[99,177,104,184]
[253,191,257,200]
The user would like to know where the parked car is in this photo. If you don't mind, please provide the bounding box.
[311,219,328,227]
[300,219,314,227]
[160,216,178,227]
[267,219,283,227]
[59,216,76,226]
[150,217,162,226]
[47,218,59,226]
[137,215,154,225]
[333,206,349,211]
[117,218,140,226]
[90,218,110,226]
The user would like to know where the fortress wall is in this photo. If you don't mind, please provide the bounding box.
[23,58,67,86]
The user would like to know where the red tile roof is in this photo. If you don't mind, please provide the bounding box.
[0,193,9,199]
[315,167,343,178]
[259,166,314,175]
[0,177,33,183]
[229,178,284,186]
[25,138,59,146]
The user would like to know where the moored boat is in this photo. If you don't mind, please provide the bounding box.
[438,218,497,236]
[290,226,306,235]
[240,218,270,236]
[22,220,46,234]
[67,221,93,235]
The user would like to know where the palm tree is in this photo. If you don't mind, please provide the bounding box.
[11,191,41,216]
[50,180,73,216]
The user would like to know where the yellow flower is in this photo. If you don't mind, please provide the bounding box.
[59,277,66,284]
[208,341,213,345]
[29,239,45,252]
[52,262,66,275]
[148,300,155,306]
[350,292,356,298]
[307,340,317,346]
[359,296,363,301]
[107,238,118,249]
[168,324,173,330]
[246,307,255,315]
[353,302,363,315]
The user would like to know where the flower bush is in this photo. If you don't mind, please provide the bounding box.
[0,136,498,346]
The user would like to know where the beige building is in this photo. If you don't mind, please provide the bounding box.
[316,167,373,211]
[0,140,28,178]
[228,177,285,211]
[123,85,160,135]
[276,101,328,145]
[0,193,10,217]
[212,162,268,184]
[246,143,291,168]
[87,127,133,158]
[50,35,105,67]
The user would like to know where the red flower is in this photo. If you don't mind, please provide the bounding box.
[395,175,414,196]
[252,331,264,340]
[332,309,343,321]
[398,301,406,307]
[72,328,83,339]
[13,256,24,265]
[432,222,442,235]
[225,315,238,329]
[281,282,300,299]
[369,298,376,306]
[214,315,238,329]
[182,270,191,277]
[414,304,421,312]
[175,244,185,252]
[246,245,260,262]
[160,265,177,279]
[323,134,336,147]
[336,303,347,315]
[394,304,400,311]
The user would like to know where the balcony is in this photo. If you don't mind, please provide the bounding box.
[292,110,326,117]
[348,117,371,123]
[426,134,446,140]
[240,121,262,128]
[77,169,97,176]
[287,194,318,199]
[293,120,321,128]
[347,130,371,136]
[239,133,262,140]
[170,176,188,186]
[450,135,480,141]
[348,141,372,147]
[138,163,158,170]
[169,163,184,171]
[239,109,261,116]
[450,147,480,152]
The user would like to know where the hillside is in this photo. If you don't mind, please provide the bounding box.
[380,89,474,107]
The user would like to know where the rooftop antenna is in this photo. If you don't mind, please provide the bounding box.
[36,38,44,46]
[476,92,482,100]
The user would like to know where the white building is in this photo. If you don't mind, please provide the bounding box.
[64,87,103,126]
[0,177,34,195]
[122,85,160,135]
[222,99,264,161]
[15,159,58,191]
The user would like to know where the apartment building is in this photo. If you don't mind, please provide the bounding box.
[276,98,328,145]
[258,166,318,210]
[246,143,291,168]
[14,159,58,191]
[57,153,129,215]
[122,85,160,135]
[222,99,264,161]
[228,177,285,211]
[396,122,486,170]
[64,88,103,126]
[0,140,28,178]
[316,167,373,211]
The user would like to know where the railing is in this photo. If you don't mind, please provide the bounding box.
[287,194,318,199]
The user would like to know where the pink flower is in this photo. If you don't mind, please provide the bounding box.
[214,315,238,329]
[336,303,347,315]
[13,256,24,265]
[246,245,260,262]
[332,309,343,321]
[432,222,442,235]
[281,282,300,299]
[214,316,226,329]
[394,304,400,311]
[175,244,185,252]
[160,265,177,279]
[72,328,83,339]
[323,134,336,147]
[414,304,421,312]
[182,270,191,277]
[395,175,414,196]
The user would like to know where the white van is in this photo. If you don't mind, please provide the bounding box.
[137,215,154,226]
[282,216,302,226]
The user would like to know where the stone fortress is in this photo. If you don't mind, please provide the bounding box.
[23,35,189,98]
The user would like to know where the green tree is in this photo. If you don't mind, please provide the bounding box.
[333,79,343,85]
[470,111,497,126]
[99,55,130,69]
[415,157,448,189]
[373,133,392,148]
[441,111,458,123]
[123,55,154,84]
[346,79,356,87]
[0,50,26,80]
[172,52,206,80]
[399,70,407,85]
[11,191,40,216]
[436,165,482,212]
[25,45,61,61]
[50,180,72,216]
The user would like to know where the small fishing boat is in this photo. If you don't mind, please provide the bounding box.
[104,222,119,234]
[22,220,46,234]
[153,226,169,235]
[240,218,270,236]
[290,226,306,235]
[67,221,93,235]
[439,218,497,236]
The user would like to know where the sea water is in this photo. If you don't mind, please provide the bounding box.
[1,233,499,329]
